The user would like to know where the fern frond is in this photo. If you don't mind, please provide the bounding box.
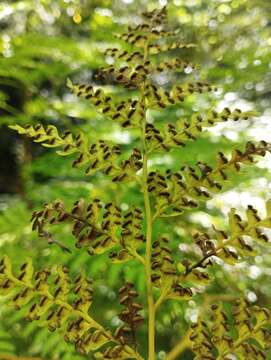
[182,199,271,276]
[0,256,142,359]
[6,4,271,359]
[190,299,271,360]
[151,236,193,302]
[144,81,214,110]
[9,123,144,179]
[115,282,144,347]
[68,79,144,126]
[31,199,144,260]
[147,108,257,153]
[150,141,271,218]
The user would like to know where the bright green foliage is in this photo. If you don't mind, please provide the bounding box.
[2,4,271,360]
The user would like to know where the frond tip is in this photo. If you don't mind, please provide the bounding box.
[9,123,143,180]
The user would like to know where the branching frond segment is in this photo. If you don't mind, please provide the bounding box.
[190,299,271,359]
[9,123,142,179]
[182,199,271,276]
[147,108,257,153]
[150,141,271,218]
[0,256,142,359]
[31,199,144,262]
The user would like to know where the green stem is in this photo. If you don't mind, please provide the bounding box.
[141,111,155,358]
[154,285,171,311]
[140,42,155,360]
[166,331,191,360]
[142,148,156,360]
[129,247,146,266]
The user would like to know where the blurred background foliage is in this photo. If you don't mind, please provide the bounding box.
[0,0,271,359]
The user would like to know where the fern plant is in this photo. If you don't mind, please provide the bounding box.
[2,5,271,360]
